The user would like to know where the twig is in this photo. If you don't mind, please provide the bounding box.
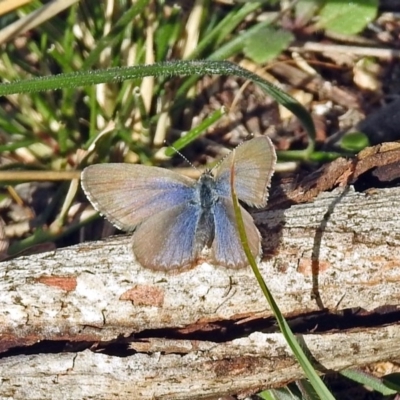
[290,42,400,59]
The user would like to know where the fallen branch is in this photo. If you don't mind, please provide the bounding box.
[1,186,400,399]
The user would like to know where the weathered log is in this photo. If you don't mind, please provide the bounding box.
[0,186,399,399]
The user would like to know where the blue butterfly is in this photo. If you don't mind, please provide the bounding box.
[81,136,276,270]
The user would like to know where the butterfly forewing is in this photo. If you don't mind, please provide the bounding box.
[214,136,276,208]
[81,164,195,231]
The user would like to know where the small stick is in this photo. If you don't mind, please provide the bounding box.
[289,42,400,59]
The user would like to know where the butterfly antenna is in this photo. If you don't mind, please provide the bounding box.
[164,141,200,171]
[211,135,253,172]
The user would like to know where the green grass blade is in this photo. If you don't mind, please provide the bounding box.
[229,154,333,399]
[187,2,261,60]
[164,107,225,157]
[81,0,150,69]
[340,369,397,395]
[0,60,315,151]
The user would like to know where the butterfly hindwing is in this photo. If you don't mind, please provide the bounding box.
[211,197,261,268]
[132,201,212,270]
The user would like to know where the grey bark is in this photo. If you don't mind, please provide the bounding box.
[0,186,399,399]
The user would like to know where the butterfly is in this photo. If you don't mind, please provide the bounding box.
[81,136,276,270]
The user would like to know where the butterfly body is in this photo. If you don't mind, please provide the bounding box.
[189,172,218,251]
[81,137,276,270]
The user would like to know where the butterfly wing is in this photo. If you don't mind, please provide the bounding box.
[211,198,261,268]
[81,164,195,231]
[132,201,212,270]
[214,136,276,208]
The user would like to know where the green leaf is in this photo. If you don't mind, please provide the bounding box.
[155,11,180,62]
[295,0,322,27]
[340,369,398,395]
[340,132,370,152]
[317,0,378,35]
[258,387,301,400]
[244,26,294,64]
[382,372,400,393]
[234,0,279,3]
